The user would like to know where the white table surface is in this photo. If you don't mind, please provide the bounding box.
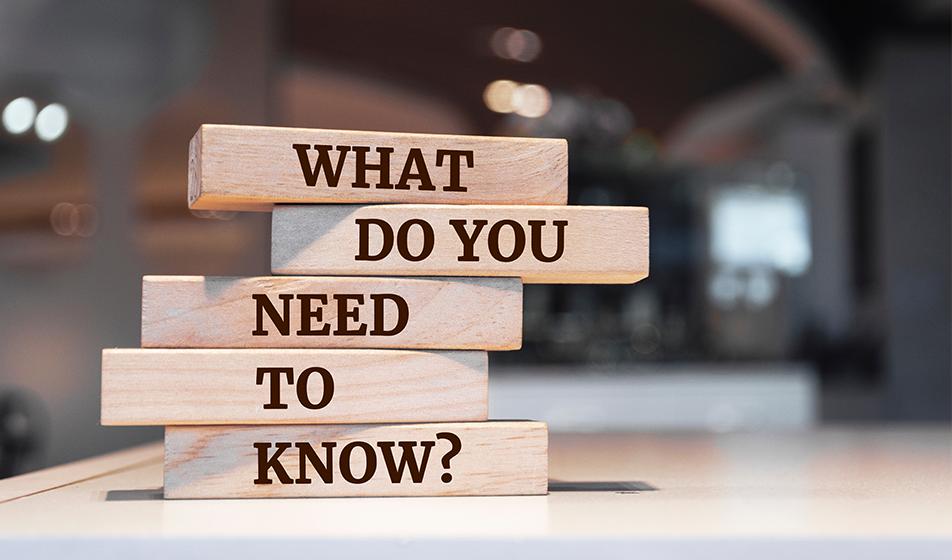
[0,427,949,559]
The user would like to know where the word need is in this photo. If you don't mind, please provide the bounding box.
[253,292,406,337]
[141,276,522,350]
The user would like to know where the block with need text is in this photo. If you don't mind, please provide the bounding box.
[101,348,487,425]
[271,204,649,284]
[187,124,567,210]
[164,421,547,499]
[140,275,522,350]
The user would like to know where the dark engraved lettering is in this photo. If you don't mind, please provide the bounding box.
[450,219,487,262]
[253,293,294,336]
[339,441,377,484]
[293,144,350,187]
[488,219,526,262]
[529,219,567,262]
[435,149,473,192]
[396,148,435,190]
[351,146,395,189]
[254,442,294,485]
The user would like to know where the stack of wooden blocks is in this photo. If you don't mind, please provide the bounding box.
[101,125,649,499]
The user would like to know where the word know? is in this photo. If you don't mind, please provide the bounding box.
[164,422,547,498]
[294,144,474,192]
[253,292,409,337]
[254,432,462,485]
[356,218,568,263]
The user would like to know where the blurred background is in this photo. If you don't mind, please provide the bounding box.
[0,0,949,477]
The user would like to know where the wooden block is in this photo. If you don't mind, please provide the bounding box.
[140,275,522,350]
[164,421,548,499]
[101,348,487,426]
[188,124,567,210]
[272,204,649,284]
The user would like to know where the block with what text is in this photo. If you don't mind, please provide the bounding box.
[188,124,567,210]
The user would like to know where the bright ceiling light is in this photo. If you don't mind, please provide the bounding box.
[35,103,69,142]
[490,27,543,62]
[512,83,551,118]
[483,79,519,113]
[2,97,37,135]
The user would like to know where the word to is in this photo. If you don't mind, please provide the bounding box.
[256,366,334,410]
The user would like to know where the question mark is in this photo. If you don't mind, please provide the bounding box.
[436,432,461,483]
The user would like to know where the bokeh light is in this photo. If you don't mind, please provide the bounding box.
[490,27,543,62]
[512,83,551,118]
[2,97,37,135]
[483,79,519,113]
[35,103,69,142]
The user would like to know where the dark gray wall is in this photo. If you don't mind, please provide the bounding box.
[877,41,952,420]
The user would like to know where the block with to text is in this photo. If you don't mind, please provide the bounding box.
[141,275,522,350]
[271,204,649,284]
[101,348,487,425]
[188,124,567,210]
[164,421,548,498]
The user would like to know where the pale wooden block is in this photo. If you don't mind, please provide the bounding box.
[164,421,548,499]
[140,275,522,350]
[188,124,567,210]
[272,205,649,284]
[101,349,487,426]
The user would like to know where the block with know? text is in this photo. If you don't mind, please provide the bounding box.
[141,275,522,350]
[102,348,487,425]
[188,124,568,210]
[164,421,548,499]
[271,204,649,284]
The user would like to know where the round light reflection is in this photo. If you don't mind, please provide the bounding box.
[2,97,37,135]
[35,103,69,142]
[512,83,551,118]
[490,27,542,62]
[483,79,519,113]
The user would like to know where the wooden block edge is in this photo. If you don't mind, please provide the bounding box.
[186,125,568,210]
[101,348,490,426]
[268,204,649,285]
[186,126,202,209]
[162,421,548,499]
[140,275,524,350]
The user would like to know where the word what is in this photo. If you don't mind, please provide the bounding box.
[293,144,474,192]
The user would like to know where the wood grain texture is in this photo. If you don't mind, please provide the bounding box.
[0,442,162,503]
[164,421,548,499]
[187,124,567,210]
[101,349,487,426]
[272,204,649,284]
[140,275,522,350]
